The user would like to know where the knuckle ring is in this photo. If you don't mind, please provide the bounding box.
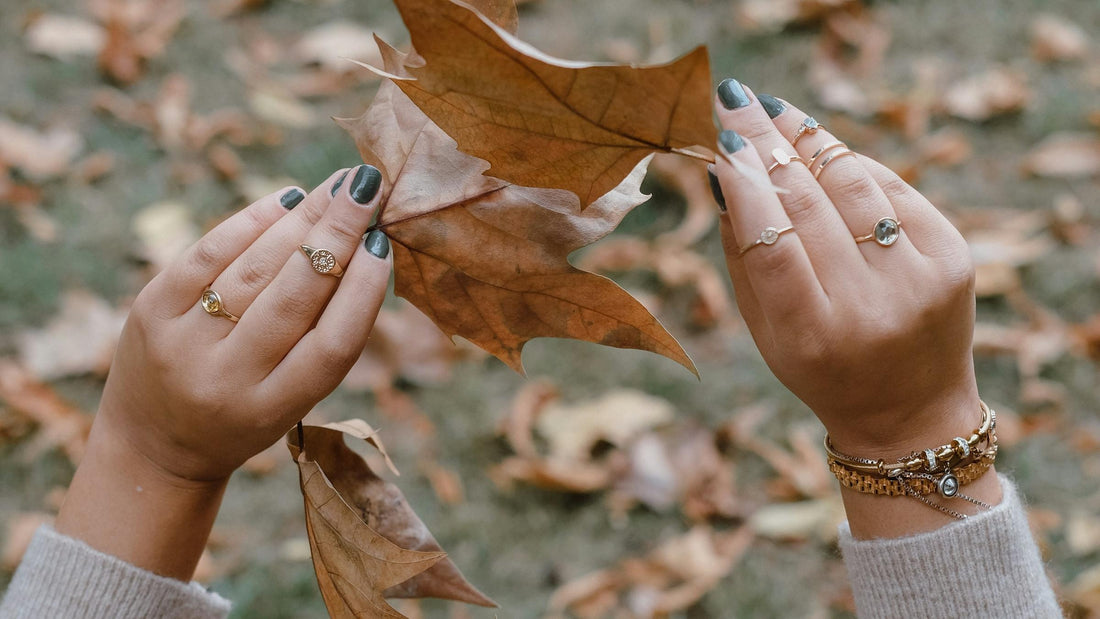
[766,148,805,175]
[807,141,847,168]
[812,148,857,180]
[791,116,824,146]
[854,217,902,247]
[201,288,240,323]
[738,224,794,257]
[299,244,344,278]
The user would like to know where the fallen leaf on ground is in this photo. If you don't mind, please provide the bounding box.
[91,0,185,84]
[942,66,1030,122]
[294,22,386,72]
[1022,132,1100,178]
[24,14,106,59]
[536,389,674,460]
[0,117,83,181]
[341,80,693,374]
[17,290,127,380]
[132,201,201,274]
[547,526,753,618]
[748,497,845,542]
[384,0,717,206]
[0,361,92,465]
[287,422,494,617]
[1030,15,1090,63]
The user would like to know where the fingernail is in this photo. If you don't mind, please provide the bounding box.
[707,165,726,213]
[279,188,305,210]
[350,165,382,204]
[717,78,751,110]
[330,170,350,197]
[718,130,745,155]
[364,229,390,259]
[758,94,787,119]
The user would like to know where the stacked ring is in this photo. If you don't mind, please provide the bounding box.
[738,225,795,257]
[813,149,858,179]
[807,141,846,168]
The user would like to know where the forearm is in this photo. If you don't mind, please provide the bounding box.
[54,415,227,581]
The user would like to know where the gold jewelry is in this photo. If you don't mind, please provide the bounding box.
[807,141,846,168]
[738,225,794,257]
[299,244,344,278]
[829,448,997,497]
[812,149,857,179]
[791,117,825,146]
[201,288,240,323]
[766,148,804,175]
[854,217,902,247]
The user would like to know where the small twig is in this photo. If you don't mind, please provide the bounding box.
[297,421,305,452]
[669,147,716,164]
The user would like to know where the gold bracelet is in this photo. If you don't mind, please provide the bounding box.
[823,400,995,477]
[829,447,997,497]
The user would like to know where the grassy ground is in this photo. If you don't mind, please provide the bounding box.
[3,0,1100,617]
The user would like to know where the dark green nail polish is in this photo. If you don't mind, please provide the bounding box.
[350,165,382,204]
[707,166,726,213]
[330,170,350,197]
[364,229,390,259]
[279,188,305,210]
[718,130,745,155]
[717,78,751,110]
[758,94,787,119]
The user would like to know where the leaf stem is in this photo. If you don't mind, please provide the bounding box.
[670,147,716,163]
[297,421,305,452]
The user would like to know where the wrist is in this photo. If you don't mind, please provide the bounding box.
[55,417,228,580]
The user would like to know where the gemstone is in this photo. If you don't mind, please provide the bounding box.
[938,473,960,498]
[803,117,819,131]
[311,250,336,273]
[760,227,780,245]
[201,291,220,313]
[873,218,900,246]
[772,148,792,165]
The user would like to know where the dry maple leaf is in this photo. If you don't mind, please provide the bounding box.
[339,79,694,374]
[287,421,495,617]
[382,0,717,206]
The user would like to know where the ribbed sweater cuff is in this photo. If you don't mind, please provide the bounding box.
[0,525,230,619]
[838,475,1062,618]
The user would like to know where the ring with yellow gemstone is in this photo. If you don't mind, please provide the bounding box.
[201,288,240,323]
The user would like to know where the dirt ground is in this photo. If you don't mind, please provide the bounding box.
[3,0,1100,617]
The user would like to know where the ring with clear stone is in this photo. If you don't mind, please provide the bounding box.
[791,116,825,146]
[299,244,344,278]
[200,288,240,323]
[854,217,903,247]
[738,224,794,257]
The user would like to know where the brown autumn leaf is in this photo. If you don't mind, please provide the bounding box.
[1021,132,1100,178]
[942,66,1030,122]
[287,421,495,617]
[1030,14,1090,63]
[0,361,92,465]
[17,290,128,380]
[340,79,694,374]
[383,0,717,206]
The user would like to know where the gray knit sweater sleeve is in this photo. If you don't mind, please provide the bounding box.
[838,475,1063,618]
[0,525,230,619]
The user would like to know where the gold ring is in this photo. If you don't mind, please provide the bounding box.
[854,217,902,247]
[201,288,240,323]
[766,148,804,175]
[299,245,344,278]
[791,117,825,146]
[738,225,794,257]
[807,141,846,168]
[813,149,858,179]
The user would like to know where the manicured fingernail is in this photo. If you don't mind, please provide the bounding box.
[707,165,726,213]
[279,188,305,210]
[758,94,787,119]
[364,229,390,259]
[717,78,751,110]
[350,165,382,204]
[330,170,350,197]
[718,130,745,155]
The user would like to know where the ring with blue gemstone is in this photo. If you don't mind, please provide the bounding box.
[791,116,825,146]
[855,217,902,247]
